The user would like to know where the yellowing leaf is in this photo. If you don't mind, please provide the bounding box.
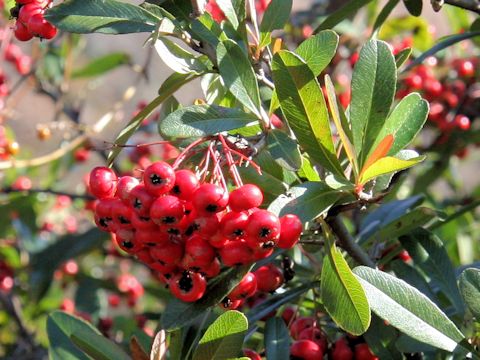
[359,155,425,185]
[359,134,394,179]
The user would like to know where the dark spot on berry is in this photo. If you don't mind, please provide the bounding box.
[122,241,134,249]
[118,216,130,224]
[206,204,218,212]
[262,241,275,249]
[140,216,150,222]
[146,242,156,247]
[233,229,244,236]
[150,174,164,185]
[185,223,199,236]
[162,216,176,224]
[133,198,142,209]
[99,217,111,228]
[172,185,180,194]
[222,297,232,308]
[259,227,271,238]
[164,273,172,279]
[167,228,180,235]
[179,272,193,292]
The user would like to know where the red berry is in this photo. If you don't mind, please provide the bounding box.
[228,184,263,212]
[455,114,470,130]
[332,338,353,360]
[457,60,475,77]
[171,169,199,200]
[192,183,229,215]
[245,209,281,246]
[13,22,33,42]
[219,240,253,266]
[115,176,140,203]
[129,184,155,216]
[298,328,327,352]
[184,235,216,267]
[18,4,43,26]
[185,213,220,237]
[404,74,423,89]
[220,211,249,240]
[354,343,378,360]
[27,14,57,39]
[150,195,185,226]
[201,257,221,278]
[73,147,90,163]
[143,161,175,196]
[281,306,296,325]
[228,272,257,300]
[290,340,323,360]
[107,294,121,308]
[278,214,302,249]
[15,55,31,75]
[254,264,284,293]
[135,228,167,247]
[12,175,32,190]
[290,317,315,339]
[243,349,262,360]
[170,271,207,302]
[150,240,184,266]
[89,166,117,199]
[111,201,133,230]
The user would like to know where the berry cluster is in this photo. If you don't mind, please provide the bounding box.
[88,161,302,303]
[11,0,57,41]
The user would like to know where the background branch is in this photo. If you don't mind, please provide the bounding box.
[444,0,480,13]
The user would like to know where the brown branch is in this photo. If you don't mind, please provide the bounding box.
[326,217,375,268]
[0,291,35,348]
[1,187,93,200]
[444,0,480,14]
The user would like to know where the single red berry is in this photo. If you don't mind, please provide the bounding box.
[254,264,284,293]
[278,214,302,249]
[298,327,327,352]
[228,184,263,212]
[184,235,216,267]
[15,55,31,75]
[201,257,221,278]
[143,161,175,196]
[131,212,157,231]
[332,338,353,360]
[89,166,117,199]
[245,209,281,246]
[457,60,475,77]
[228,272,257,300]
[27,14,57,39]
[455,114,470,130]
[185,213,220,237]
[219,240,253,266]
[281,306,296,325]
[114,230,140,253]
[171,169,199,200]
[169,271,206,302]
[111,200,133,230]
[192,183,229,215]
[290,339,323,360]
[129,184,155,216]
[220,211,249,240]
[354,343,378,360]
[107,294,121,308]
[12,175,32,190]
[18,4,43,26]
[14,22,32,42]
[290,317,315,339]
[150,240,184,266]
[404,74,423,89]
[135,228,167,247]
[115,176,139,203]
[243,348,262,360]
[150,195,185,226]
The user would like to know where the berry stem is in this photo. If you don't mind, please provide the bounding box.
[218,134,243,187]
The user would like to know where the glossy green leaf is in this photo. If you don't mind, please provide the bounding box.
[216,0,240,29]
[395,47,412,69]
[264,317,290,360]
[459,268,480,319]
[192,311,248,360]
[47,311,96,360]
[259,0,293,47]
[268,182,346,223]
[45,0,159,34]
[350,39,396,165]
[30,228,108,300]
[295,30,339,76]
[74,277,103,320]
[272,50,343,177]
[321,221,370,335]
[315,0,374,31]
[390,260,438,303]
[72,52,130,78]
[297,156,321,181]
[363,315,401,360]
[353,266,466,353]
[373,0,400,33]
[238,166,288,204]
[358,154,425,185]
[108,72,199,165]
[368,93,428,160]
[399,229,465,315]
[403,0,422,16]
[216,39,261,116]
[266,129,302,171]
[191,12,227,49]
[70,328,130,360]
[154,37,210,74]
[159,105,259,139]
[161,266,251,330]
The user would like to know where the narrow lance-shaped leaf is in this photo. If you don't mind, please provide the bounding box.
[192,311,248,360]
[72,53,130,78]
[216,39,261,117]
[154,37,210,74]
[264,317,290,360]
[266,129,302,171]
[70,328,131,360]
[324,74,358,176]
[372,0,401,34]
[272,50,344,177]
[359,134,393,182]
[315,0,374,32]
[350,39,397,166]
[216,0,240,29]
[395,47,412,69]
[259,0,293,48]
[45,0,159,34]
[320,219,371,335]
[159,105,259,139]
[353,266,466,353]
[296,31,339,76]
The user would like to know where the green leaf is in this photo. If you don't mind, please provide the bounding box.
[154,37,210,74]
[459,268,480,319]
[353,266,466,353]
[295,30,339,76]
[363,315,401,360]
[107,72,198,165]
[268,182,347,223]
[395,47,412,69]
[367,93,428,160]
[70,327,130,360]
[403,0,422,16]
[399,229,465,315]
[216,39,261,116]
[321,221,371,335]
[216,0,240,29]
[45,0,159,34]
[404,31,480,72]
[373,0,400,33]
[315,0,374,32]
[259,0,293,48]
[159,105,259,139]
[30,228,108,300]
[390,260,438,303]
[74,277,103,320]
[161,266,251,330]
[47,311,96,360]
[191,12,227,49]
[266,129,302,171]
[192,311,248,360]
[350,39,396,166]
[264,317,290,360]
[72,53,130,78]
[272,50,344,177]
[358,154,425,185]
